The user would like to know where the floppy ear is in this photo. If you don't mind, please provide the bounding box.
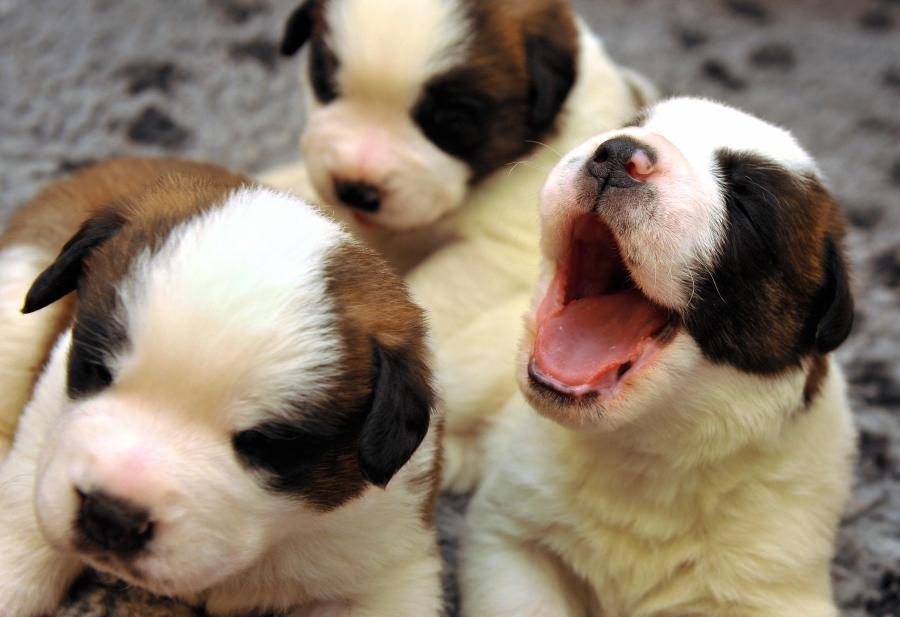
[22,209,124,314]
[358,344,433,488]
[524,33,577,134]
[281,0,317,56]
[813,236,854,354]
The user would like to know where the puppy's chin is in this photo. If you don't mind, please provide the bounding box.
[516,328,653,432]
[87,558,227,599]
[515,313,693,433]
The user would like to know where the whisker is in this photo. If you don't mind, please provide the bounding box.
[700,262,726,305]
[526,140,563,158]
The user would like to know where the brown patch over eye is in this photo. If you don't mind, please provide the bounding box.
[234,240,439,510]
[685,151,852,376]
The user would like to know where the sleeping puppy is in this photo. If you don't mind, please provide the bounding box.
[0,159,442,617]
[263,0,655,491]
[461,98,857,617]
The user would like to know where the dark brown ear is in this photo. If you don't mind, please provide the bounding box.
[22,209,125,314]
[358,344,433,488]
[524,32,577,134]
[813,236,854,354]
[281,0,317,56]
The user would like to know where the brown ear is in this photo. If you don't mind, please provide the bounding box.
[522,3,578,135]
[524,32,577,134]
[281,0,317,56]
[22,209,125,314]
[813,236,854,354]
[358,344,434,488]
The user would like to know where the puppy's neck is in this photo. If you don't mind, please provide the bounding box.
[563,357,845,481]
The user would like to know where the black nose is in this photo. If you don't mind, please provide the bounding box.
[76,490,154,555]
[334,180,381,213]
[587,137,654,191]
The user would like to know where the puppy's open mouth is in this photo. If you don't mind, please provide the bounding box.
[530,214,676,399]
[352,212,379,229]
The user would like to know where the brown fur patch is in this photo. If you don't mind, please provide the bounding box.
[415,413,444,525]
[79,160,249,308]
[687,155,853,375]
[803,354,829,406]
[442,0,579,178]
[234,238,437,510]
[2,157,250,405]
[324,240,440,508]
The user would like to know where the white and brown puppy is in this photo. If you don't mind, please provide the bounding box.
[263,0,655,491]
[0,159,443,617]
[461,98,857,617]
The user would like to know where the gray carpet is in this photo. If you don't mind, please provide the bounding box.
[1,0,898,615]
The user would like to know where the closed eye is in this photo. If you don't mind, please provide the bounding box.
[67,313,122,398]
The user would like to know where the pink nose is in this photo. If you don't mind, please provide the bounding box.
[626,149,655,181]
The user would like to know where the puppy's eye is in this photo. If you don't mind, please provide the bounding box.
[309,39,339,103]
[68,354,114,398]
[414,92,490,159]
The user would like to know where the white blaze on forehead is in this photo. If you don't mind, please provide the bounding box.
[117,187,347,424]
[643,97,819,177]
[327,0,470,104]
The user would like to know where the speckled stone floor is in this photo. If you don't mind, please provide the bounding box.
[1,0,898,615]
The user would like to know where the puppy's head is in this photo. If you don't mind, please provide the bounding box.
[24,176,434,596]
[282,0,579,230]
[522,97,853,431]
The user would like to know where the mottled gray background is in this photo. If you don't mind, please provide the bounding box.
[0,0,898,615]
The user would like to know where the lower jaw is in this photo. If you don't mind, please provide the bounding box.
[352,212,379,229]
[525,318,678,408]
[528,357,619,400]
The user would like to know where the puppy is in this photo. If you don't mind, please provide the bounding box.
[263,0,656,490]
[461,98,857,617]
[0,158,443,617]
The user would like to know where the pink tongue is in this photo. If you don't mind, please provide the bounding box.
[534,289,670,388]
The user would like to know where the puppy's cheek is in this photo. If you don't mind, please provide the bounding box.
[33,430,80,550]
[375,155,469,230]
[300,128,340,204]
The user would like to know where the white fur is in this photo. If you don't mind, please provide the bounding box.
[0,244,59,462]
[326,0,469,103]
[460,98,857,616]
[645,97,819,178]
[0,333,84,617]
[118,187,346,424]
[539,96,821,311]
[0,188,442,617]
[300,0,471,230]
[262,19,651,491]
[463,366,855,617]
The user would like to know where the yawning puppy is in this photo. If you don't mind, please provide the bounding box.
[461,98,857,617]
[263,0,656,490]
[0,159,442,617]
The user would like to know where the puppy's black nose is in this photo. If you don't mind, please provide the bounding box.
[334,180,381,213]
[76,490,154,555]
[587,137,655,191]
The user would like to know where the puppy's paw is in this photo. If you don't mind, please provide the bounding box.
[0,571,62,617]
[0,535,81,617]
[441,432,484,494]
